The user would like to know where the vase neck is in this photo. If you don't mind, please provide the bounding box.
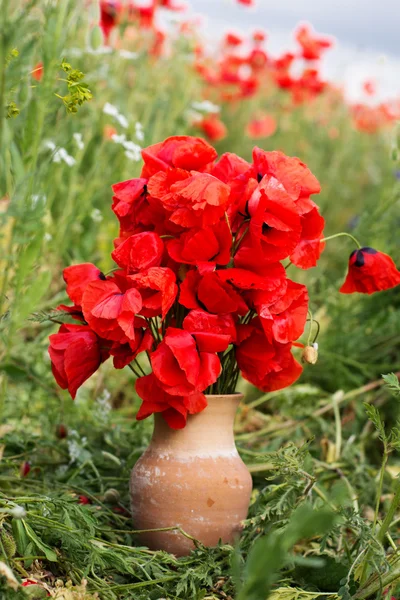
[149,394,242,458]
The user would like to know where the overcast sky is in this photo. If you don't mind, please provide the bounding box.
[188,0,400,57]
[180,0,400,99]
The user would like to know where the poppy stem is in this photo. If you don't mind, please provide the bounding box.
[321,232,362,248]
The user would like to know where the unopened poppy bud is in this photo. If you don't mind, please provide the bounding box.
[302,343,318,365]
[20,461,31,477]
[56,424,68,439]
[104,488,120,504]
[1,530,16,558]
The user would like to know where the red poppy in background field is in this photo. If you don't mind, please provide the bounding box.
[340,248,400,294]
[195,114,227,142]
[246,114,277,138]
[99,0,122,43]
[224,32,243,47]
[31,62,43,82]
[295,24,333,61]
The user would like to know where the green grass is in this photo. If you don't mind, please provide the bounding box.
[1,1,400,598]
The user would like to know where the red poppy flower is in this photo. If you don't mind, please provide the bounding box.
[136,373,208,429]
[247,178,302,261]
[111,178,148,231]
[253,30,267,43]
[127,266,177,319]
[237,0,254,5]
[99,0,122,43]
[220,262,287,308]
[112,231,164,273]
[236,319,302,391]
[246,114,277,139]
[195,114,227,142]
[150,328,221,396]
[224,32,243,47]
[141,136,217,178]
[252,148,321,203]
[363,80,376,96]
[339,248,400,294]
[63,263,105,306]
[32,62,43,82]
[148,170,231,228]
[159,0,187,10]
[110,324,153,369]
[180,270,248,315]
[82,278,142,343]
[183,309,237,352]
[256,280,309,343]
[167,220,232,267]
[295,24,333,61]
[247,48,268,70]
[49,324,110,398]
[290,207,325,269]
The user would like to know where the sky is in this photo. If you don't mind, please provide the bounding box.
[182,0,400,101]
[188,0,400,56]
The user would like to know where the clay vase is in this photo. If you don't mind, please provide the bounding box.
[130,394,252,556]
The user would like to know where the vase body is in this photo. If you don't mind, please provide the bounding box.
[130,394,252,556]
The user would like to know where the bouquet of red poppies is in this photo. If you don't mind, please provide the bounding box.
[48,135,400,429]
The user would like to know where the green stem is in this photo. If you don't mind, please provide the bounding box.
[377,476,400,544]
[321,232,362,248]
[355,558,400,599]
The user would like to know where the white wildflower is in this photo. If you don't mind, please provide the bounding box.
[125,148,141,161]
[119,49,139,60]
[44,141,76,167]
[111,133,127,145]
[73,132,84,150]
[103,102,129,128]
[44,140,56,151]
[90,208,103,223]
[116,113,129,128]
[103,102,119,118]
[44,232,52,242]
[192,100,220,113]
[185,108,202,124]
[135,121,144,141]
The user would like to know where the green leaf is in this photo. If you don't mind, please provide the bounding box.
[364,402,387,443]
[22,521,58,562]
[382,373,400,397]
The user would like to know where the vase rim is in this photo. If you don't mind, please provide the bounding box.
[204,392,244,400]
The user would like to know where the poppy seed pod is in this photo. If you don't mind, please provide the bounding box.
[104,488,120,504]
[302,343,318,364]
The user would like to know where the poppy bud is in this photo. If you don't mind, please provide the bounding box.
[20,461,31,477]
[1,530,16,558]
[55,424,68,439]
[302,343,318,365]
[103,488,120,504]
